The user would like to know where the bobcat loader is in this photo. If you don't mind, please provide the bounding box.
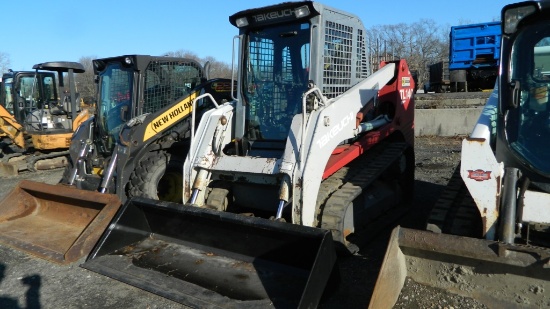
[83,2,415,308]
[370,2,550,308]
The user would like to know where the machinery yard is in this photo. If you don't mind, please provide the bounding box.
[0,135,463,309]
[1,1,550,308]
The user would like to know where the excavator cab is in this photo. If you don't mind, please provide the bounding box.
[0,62,90,174]
[1,71,56,120]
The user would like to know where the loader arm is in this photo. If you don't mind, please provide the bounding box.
[296,63,396,226]
[106,79,233,199]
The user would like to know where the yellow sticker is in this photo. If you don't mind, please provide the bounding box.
[143,92,198,142]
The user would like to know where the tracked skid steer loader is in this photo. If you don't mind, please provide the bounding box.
[83,1,415,308]
[370,2,550,308]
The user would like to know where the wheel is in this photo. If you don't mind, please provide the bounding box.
[127,151,184,203]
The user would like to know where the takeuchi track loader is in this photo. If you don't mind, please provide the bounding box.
[83,2,415,308]
[0,62,92,174]
[0,55,232,264]
[370,2,550,308]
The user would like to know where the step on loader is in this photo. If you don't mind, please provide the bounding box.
[370,2,550,308]
[83,1,415,308]
[0,56,231,264]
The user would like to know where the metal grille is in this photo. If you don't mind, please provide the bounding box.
[246,37,304,140]
[248,38,276,126]
[356,29,369,79]
[323,20,353,98]
[109,70,131,103]
[142,61,202,114]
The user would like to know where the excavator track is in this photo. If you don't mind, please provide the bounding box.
[26,150,70,171]
[318,141,410,253]
[426,162,482,237]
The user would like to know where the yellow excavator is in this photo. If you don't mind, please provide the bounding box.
[0,61,92,175]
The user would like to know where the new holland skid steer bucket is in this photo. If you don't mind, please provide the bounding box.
[0,180,121,264]
[369,227,550,308]
[82,197,338,309]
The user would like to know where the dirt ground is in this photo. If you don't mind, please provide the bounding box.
[0,136,468,309]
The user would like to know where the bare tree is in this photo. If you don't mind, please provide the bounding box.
[164,50,232,79]
[0,52,11,74]
[75,56,97,105]
[367,19,448,87]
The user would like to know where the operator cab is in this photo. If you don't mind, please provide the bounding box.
[499,2,550,184]
[229,1,370,157]
[94,55,205,154]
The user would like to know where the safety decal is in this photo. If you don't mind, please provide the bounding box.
[401,77,411,87]
[212,81,233,92]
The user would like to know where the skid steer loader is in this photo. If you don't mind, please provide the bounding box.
[0,55,231,264]
[83,2,415,308]
[370,2,550,308]
[62,54,233,202]
[0,62,92,175]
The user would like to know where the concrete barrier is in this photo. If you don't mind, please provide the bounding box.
[414,108,482,137]
[413,92,490,137]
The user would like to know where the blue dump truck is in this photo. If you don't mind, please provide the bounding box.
[449,21,501,91]
[425,21,501,93]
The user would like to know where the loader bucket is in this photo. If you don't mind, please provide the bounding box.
[0,180,121,264]
[369,226,550,309]
[82,197,339,309]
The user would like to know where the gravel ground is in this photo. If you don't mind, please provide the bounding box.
[0,136,468,309]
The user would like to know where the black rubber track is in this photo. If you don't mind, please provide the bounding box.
[317,142,410,254]
[426,162,483,238]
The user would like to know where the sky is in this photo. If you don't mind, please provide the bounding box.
[2,0,516,71]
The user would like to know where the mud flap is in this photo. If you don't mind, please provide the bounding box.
[0,180,121,264]
[82,197,339,309]
[369,226,550,308]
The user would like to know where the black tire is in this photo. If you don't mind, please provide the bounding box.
[127,151,185,203]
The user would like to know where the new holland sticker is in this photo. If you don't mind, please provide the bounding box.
[467,169,492,181]
[143,92,198,142]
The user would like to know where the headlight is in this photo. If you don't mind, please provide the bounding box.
[235,17,249,28]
